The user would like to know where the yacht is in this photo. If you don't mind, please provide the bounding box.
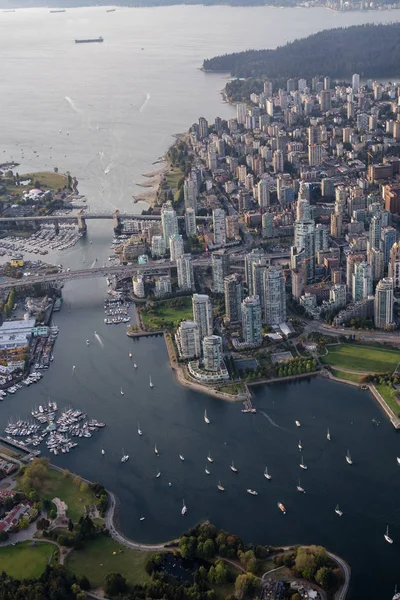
[335,504,343,516]
[204,410,210,424]
[86,340,90,346]
[179,454,185,461]
[230,461,238,473]
[295,420,301,427]
[299,456,308,470]
[181,500,187,515]
[101,448,105,455]
[247,489,258,496]
[327,428,331,441]
[120,387,124,396]
[121,450,129,463]
[298,439,302,450]
[207,452,213,463]
[346,450,353,465]
[149,376,154,388]
[264,467,272,480]
[278,502,286,514]
[384,525,393,544]
[217,480,225,491]
[137,423,142,436]
[205,466,210,475]
[154,444,159,456]
[297,479,306,493]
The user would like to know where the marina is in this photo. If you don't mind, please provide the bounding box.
[0,225,83,258]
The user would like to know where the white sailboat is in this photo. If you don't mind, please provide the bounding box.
[230,461,238,473]
[181,499,187,515]
[101,448,105,455]
[335,504,343,516]
[156,470,161,478]
[397,457,400,465]
[384,525,393,544]
[149,376,154,388]
[121,449,129,463]
[154,444,159,456]
[179,454,185,461]
[264,466,272,480]
[298,439,302,450]
[139,516,145,521]
[295,420,301,427]
[207,452,213,463]
[204,410,210,424]
[137,422,142,436]
[299,455,308,470]
[134,363,138,369]
[205,466,210,475]
[297,479,306,493]
[327,428,331,441]
[217,480,225,491]
[120,387,124,396]
[86,340,90,346]
[129,353,132,358]
[346,449,353,465]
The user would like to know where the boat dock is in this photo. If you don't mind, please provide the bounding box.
[0,436,41,460]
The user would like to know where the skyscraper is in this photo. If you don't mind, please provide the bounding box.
[184,178,198,213]
[151,235,166,258]
[202,335,223,371]
[252,259,269,308]
[319,90,331,112]
[263,266,286,326]
[330,212,343,239]
[315,224,329,252]
[262,213,274,238]
[273,149,284,173]
[212,208,227,247]
[198,117,208,139]
[226,214,239,239]
[294,220,316,282]
[352,73,360,91]
[241,296,262,346]
[236,102,247,125]
[388,242,400,289]
[161,203,178,245]
[367,248,384,283]
[257,179,270,210]
[308,144,323,166]
[176,321,201,359]
[224,274,243,324]
[245,249,264,295]
[369,214,382,251]
[169,233,184,261]
[177,254,194,291]
[192,294,213,340]
[381,226,397,265]
[212,249,230,294]
[374,278,394,330]
[352,261,373,302]
[185,208,196,237]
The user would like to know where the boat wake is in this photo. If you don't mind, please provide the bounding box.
[260,411,285,429]
[65,95,81,113]
[104,162,113,174]
[139,93,151,113]
[95,333,104,348]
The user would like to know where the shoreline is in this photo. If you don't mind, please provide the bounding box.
[132,161,168,206]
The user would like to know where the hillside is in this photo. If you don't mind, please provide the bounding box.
[203,23,400,80]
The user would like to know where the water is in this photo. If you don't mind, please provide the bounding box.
[1,5,400,598]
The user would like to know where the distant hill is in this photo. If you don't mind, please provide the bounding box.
[203,23,400,80]
[0,0,267,7]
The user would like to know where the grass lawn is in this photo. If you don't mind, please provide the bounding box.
[374,383,400,416]
[140,297,193,330]
[40,469,98,522]
[330,369,365,384]
[66,536,152,588]
[320,344,400,373]
[4,171,68,198]
[0,541,56,579]
[218,383,246,395]
[165,168,184,190]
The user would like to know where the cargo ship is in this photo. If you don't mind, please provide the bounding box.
[75,37,103,44]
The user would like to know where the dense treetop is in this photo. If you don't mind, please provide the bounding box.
[203,23,400,79]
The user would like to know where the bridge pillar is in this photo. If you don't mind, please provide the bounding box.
[54,220,59,235]
[77,211,87,234]
[113,209,122,235]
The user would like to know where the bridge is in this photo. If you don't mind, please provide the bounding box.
[0,210,212,234]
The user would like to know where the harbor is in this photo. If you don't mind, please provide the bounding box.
[0,224,83,258]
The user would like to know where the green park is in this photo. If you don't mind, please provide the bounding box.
[320,343,400,373]
[139,296,193,330]
[0,541,57,579]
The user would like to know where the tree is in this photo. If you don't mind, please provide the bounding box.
[73,476,82,487]
[234,573,259,599]
[37,517,50,531]
[214,560,229,584]
[104,573,127,596]
[315,566,334,589]
[202,538,216,558]
[80,482,89,493]
[68,519,74,532]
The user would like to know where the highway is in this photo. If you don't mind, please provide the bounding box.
[0,212,212,223]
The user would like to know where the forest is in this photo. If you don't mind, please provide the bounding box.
[203,23,400,80]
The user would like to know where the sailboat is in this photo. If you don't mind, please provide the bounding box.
[397,457,400,465]
[205,466,210,475]
[154,444,159,456]
[121,449,129,463]
[134,363,138,369]
[179,454,185,461]
[137,423,142,436]
[156,470,161,478]
[230,461,238,473]
[101,448,105,455]
[264,467,272,480]
[384,525,393,544]
[120,387,124,396]
[129,353,132,358]
[181,499,187,515]
[86,340,90,346]
[299,455,308,470]
[335,504,343,516]
[247,489,258,496]
[149,376,154,388]
[295,420,301,427]
[217,480,225,491]
[298,440,302,450]
[297,479,306,493]
[139,516,145,521]
[327,428,331,441]
[204,410,210,424]
[207,452,213,463]
[346,449,353,465]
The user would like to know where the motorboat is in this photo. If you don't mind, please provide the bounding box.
[139,516,145,521]
[120,387,124,396]
[204,410,210,424]
[247,489,258,496]
[295,420,301,427]
[149,376,154,388]
[296,479,306,493]
[327,428,331,441]
[346,450,353,465]
[121,449,129,463]
[134,363,138,369]
[205,466,210,474]
[156,470,161,478]
[86,340,90,346]
[397,457,400,465]
[335,504,343,516]
[181,500,187,516]
[278,502,286,514]
[101,448,105,455]
[384,525,393,544]
[264,467,272,480]
[155,444,159,456]
[230,461,238,473]
[129,353,132,358]
[207,452,213,463]
[217,480,225,491]
[179,454,185,461]
[137,423,142,436]
[300,456,308,470]
[298,440,302,450]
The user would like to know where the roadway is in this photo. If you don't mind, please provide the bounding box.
[304,320,400,345]
[0,213,212,223]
